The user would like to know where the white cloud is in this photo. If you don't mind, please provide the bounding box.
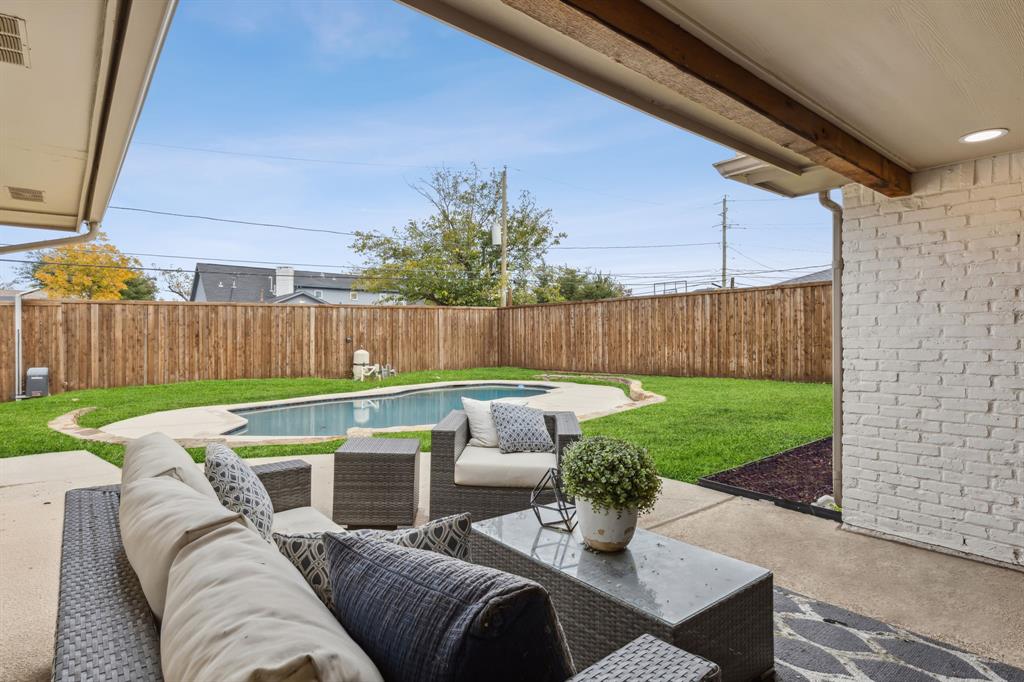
[190,0,411,62]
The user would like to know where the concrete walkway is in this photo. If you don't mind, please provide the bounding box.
[0,452,120,682]
[642,482,1024,668]
[2,450,1022,681]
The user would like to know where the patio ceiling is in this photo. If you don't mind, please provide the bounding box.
[0,0,175,233]
[401,0,1024,197]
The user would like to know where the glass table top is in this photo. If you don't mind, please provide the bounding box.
[473,510,771,626]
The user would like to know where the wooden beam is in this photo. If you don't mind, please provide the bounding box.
[495,0,897,195]
[549,0,912,196]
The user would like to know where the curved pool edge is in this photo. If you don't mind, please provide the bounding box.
[56,378,663,448]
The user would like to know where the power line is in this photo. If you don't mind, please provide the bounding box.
[1,256,828,282]
[728,245,776,270]
[133,142,739,213]
[551,241,717,251]
[107,206,721,251]
[108,206,361,237]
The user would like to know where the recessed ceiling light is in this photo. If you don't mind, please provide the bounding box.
[959,128,1009,143]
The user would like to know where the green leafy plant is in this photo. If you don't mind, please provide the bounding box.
[561,436,662,514]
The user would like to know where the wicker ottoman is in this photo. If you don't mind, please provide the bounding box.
[333,437,420,528]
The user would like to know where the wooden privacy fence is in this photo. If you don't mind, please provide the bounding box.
[0,302,498,400]
[498,282,831,382]
[0,282,830,400]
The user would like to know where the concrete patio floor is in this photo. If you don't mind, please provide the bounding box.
[2,450,1022,681]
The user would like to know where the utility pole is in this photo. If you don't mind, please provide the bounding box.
[499,166,509,307]
[720,194,728,288]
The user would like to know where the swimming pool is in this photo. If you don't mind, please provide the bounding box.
[228,383,550,436]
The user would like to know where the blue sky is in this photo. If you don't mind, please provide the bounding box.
[3,0,833,295]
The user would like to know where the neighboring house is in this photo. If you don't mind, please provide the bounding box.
[780,268,832,285]
[188,263,394,305]
[0,289,49,302]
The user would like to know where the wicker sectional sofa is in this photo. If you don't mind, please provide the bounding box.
[52,453,719,681]
[430,409,582,521]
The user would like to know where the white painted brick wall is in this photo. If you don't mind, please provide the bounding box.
[841,151,1024,566]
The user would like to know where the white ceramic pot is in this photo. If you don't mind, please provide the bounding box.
[576,498,638,552]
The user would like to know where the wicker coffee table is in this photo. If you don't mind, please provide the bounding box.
[333,437,419,527]
[472,511,773,682]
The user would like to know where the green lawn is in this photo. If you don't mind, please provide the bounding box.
[0,368,831,482]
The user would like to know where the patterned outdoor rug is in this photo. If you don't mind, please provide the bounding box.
[774,588,1024,681]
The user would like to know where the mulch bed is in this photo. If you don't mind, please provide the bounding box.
[699,437,837,519]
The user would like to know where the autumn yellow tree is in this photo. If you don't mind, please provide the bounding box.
[24,232,143,300]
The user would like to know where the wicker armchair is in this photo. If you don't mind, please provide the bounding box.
[430,410,582,521]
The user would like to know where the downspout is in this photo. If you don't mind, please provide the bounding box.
[2,222,99,399]
[13,288,42,400]
[818,191,843,507]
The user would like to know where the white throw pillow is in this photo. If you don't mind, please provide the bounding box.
[461,396,528,447]
[162,522,384,682]
[122,432,217,499]
[119,475,250,621]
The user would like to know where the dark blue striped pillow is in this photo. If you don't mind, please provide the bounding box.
[324,532,574,682]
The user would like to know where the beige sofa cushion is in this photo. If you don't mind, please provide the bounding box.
[273,506,343,534]
[122,432,216,498]
[454,445,556,488]
[119,475,249,620]
[161,522,384,682]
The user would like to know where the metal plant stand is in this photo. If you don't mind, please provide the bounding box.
[531,467,577,532]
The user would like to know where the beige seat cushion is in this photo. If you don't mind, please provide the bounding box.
[273,506,343,534]
[119,475,249,620]
[162,522,384,682]
[122,432,217,498]
[454,445,556,488]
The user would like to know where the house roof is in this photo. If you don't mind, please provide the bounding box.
[782,268,832,285]
[268,291,327,305]
[0,0,176,232]
[190,262,390,303]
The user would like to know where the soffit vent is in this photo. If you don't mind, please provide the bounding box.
[0,14,29,68]
[8,186,44,202]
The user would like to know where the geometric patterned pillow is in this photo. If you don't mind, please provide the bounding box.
[354,513,472,561]
[203,443,275,542]
[273,532,334,607]
[272,513,472,608]
[491,401,554,453]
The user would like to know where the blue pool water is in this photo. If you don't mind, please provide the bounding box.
[230,384,550,436]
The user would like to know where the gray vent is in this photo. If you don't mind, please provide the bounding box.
[0,14,29,67]
[8,186,44,202]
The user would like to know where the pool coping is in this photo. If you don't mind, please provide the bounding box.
[50,378,664,448]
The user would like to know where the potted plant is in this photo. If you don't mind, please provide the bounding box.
[560,436,662,552]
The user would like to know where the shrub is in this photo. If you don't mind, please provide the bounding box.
[561,436,661,514]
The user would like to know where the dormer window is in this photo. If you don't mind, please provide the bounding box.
[314,290,323,299]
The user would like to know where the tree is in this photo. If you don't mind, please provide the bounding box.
[351,166,566,306]
[162,268,195,301]
[20,232,144,300]
[120,273,159,300]
[532,266,630,303]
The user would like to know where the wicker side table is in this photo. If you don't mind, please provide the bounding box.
[334,437,420,528]
[570,634,721,682]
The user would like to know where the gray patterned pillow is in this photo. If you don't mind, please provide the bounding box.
[272,532,334,606]
[204,443,275,542]
[273,513,472,608]
[491,402,554,453]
